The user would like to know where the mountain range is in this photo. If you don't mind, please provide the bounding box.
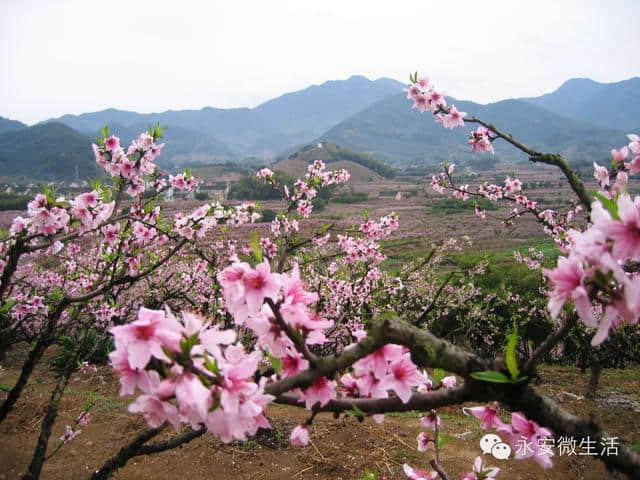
[0,117,26,136]
[0,75,638,180]
[46,75,404,158]
[521,77,640,131]
[0,123,99,181]
[320,92,629,165]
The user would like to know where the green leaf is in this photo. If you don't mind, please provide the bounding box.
[143,200,155,214]
[345,404,365,418]
[0,300,15,315]
[289,328,304,346]
[42,185,56,204]
[432,368,445,384]
[180,333,200,356]
[49,288,64,302]
[359,468,379,480]
[83,392,99,410]
[0,384,10,392]
[377,310,398,322]
[594,193,621,221]
[89,178,102,191]
[505,324,519,380]
[204,354,219,375]
[160,346,176,363]
[149,122,166,140]
[469,370,513,384]
[250,230,262,263]
[437,433,455,449]
[264,350,282,374]
[147,251,159,264]
[101,252,117,263]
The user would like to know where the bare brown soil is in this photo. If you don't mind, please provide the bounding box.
[1,344,638,480]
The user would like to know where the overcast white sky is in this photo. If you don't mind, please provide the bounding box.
[2,0,639,125]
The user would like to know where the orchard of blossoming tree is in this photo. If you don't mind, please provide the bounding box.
[0,74,640,480]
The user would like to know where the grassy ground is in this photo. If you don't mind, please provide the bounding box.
[379,235,558,276]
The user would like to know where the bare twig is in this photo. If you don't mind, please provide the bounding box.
[429,459,450,480]
[523,313,578,373]
[265,298,317,364]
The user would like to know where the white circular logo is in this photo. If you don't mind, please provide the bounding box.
[479,434,502,455]
[491,442,512,460]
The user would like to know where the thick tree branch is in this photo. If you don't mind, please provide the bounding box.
[430,459,450,480]
[265,319,391,396]
[269,312,639,478]
[22,349,78,480]
[382,317,490,376]
[528,153,592,211]
[0,303,66,424]
[265,317,488,396]
[503,385,640,480]
[91,427,204,480]
[137,427,205,455]
[91,426,166,480]
[274,383,486,413]
[0,239,23,300]
[461,114,592,211]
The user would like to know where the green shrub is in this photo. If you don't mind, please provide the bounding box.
[0,194,28,210]
[49,329,115,374]
[427,197,498,214]
[313,197,328,212]
[260,209,277,223]
[332,192,368,203]
[229,172,293,200]
[452,252,545,296]
[324,145,396,178]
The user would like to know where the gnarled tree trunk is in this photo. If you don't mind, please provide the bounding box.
[586,362,602,400]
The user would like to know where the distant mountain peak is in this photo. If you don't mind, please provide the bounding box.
[44,75,405,157]
[559,77,598,86]
[556,76,640,89]
[522,76,640,131]
[0,122,98,181]
[0,116,27,135]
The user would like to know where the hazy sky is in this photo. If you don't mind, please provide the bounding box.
[2,0,639,124]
